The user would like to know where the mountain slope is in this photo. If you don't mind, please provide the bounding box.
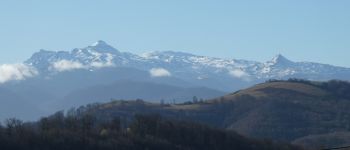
[80,80,350,148]
[207,80,350,145]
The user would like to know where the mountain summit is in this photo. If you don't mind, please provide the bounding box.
[263,54,295,71]
[87,40,119,54]
[270,54,293,65]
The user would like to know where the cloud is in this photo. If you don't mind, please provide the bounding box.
[229,69,248,78]
[150,68,171,77]
[51,55,115,72]
[90,62,109,68]
[51,60,85,72]
[0,64,38,83]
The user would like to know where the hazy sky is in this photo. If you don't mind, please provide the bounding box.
[0,0,349,67]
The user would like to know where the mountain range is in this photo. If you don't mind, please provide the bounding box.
[1,40,350,120]
[7,40,350,92]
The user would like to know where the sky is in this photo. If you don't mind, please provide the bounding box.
[0,0,349,67]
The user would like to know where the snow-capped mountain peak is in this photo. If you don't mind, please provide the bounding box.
[271,54,292,63]
[25,41,122,73]
[87,40,119,54]
[265,54,294,67]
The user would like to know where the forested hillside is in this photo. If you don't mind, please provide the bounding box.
[0,113,302,150]
[72,79,350,149]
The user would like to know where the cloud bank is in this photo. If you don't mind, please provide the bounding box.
[150,68,171,77]
[0,64,38,83]
[51,57,115,72]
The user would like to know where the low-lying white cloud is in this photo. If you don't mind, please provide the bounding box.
[51,60,85,72]
[51,56,116,72]
[229,69,248,78]
[150,68,171,77]
[0,64,38,83]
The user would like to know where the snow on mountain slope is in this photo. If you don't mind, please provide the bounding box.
[17,40,350,91]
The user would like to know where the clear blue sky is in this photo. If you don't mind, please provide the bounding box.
[0,0,349,67]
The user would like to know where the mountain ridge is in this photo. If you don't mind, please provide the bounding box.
[19,40,350,92]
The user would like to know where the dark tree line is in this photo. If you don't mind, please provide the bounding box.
[0,112,304,150]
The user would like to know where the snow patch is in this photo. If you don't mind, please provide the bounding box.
[0,64,38,83]
[90,53,115,68]
[150,68,171,77]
